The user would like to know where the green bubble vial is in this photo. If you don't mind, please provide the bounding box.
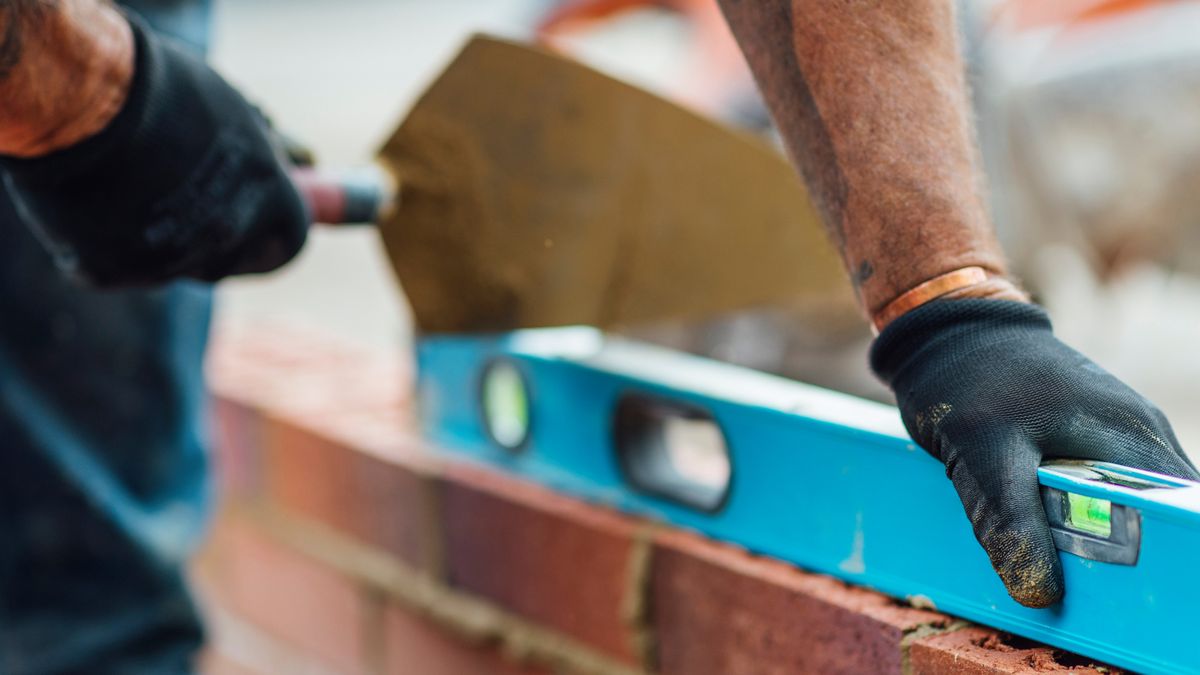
[482,362,530,450]
[1065,492,1112,538]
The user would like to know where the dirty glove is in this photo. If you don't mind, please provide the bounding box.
[870,299,1199,608]
[0,14,307,286]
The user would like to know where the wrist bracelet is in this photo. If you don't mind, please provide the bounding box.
[871,266,989,334]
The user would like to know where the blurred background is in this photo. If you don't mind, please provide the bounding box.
[211,0,1200,460]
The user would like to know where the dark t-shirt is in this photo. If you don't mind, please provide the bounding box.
[0,4,215,673]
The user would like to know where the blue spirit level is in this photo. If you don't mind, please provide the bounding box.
[416,328,1200,674]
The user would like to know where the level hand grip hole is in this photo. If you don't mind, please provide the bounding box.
[613,394,732,512]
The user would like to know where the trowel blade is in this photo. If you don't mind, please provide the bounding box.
[376,35,853,333]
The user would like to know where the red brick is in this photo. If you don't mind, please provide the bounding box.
[207,329,411,423]
[440,463,642,666]
[382,604,552,675]
[198,651,265,675]
[210,396,265,498]
[909,627,1118,674]
[203,516,371,674]
[208,322,360,372]
[206,320,414,446]
[262,417,439,570]
[207,321,420,513]
[304,405,424,464]
[650,529,949,675]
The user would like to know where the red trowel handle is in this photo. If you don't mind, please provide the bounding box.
[290,165,395,226]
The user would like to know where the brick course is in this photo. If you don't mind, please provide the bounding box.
[198,322,1123,675]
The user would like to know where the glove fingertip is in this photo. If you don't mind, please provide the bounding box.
[1001,559,1063,609]
[986,529,1064,609]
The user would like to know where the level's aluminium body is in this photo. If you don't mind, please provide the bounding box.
[417,328,1200,674]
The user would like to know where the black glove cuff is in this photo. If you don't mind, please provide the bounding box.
[869,299,1053,387]
[0,14,307,285]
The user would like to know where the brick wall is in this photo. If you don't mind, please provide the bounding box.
[197,323,1119,675]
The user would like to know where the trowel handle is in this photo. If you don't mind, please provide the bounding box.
[290,164,396,226]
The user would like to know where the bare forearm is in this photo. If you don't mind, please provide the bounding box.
[0,0,133,157]
[716,0,1026,319]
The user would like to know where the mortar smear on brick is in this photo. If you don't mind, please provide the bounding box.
[620,525,658,671]
[899,619,970,675]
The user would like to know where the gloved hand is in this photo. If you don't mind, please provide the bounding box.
[0,13,308,286]
[870,299,1199,608]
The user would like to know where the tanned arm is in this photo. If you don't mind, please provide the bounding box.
[0,0,133,157]
[716,0,1200,609]
[716,0,1025,319]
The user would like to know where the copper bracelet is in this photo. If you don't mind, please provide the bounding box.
[871,266,989,334]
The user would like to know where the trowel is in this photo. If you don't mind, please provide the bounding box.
[299,35,853,333]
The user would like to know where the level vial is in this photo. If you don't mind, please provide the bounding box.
[1065,493,1112,538]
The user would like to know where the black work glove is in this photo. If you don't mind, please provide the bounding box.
[870,299,1198,608]
[0,14,308,286]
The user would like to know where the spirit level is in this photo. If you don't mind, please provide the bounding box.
[417,328,1200,674]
